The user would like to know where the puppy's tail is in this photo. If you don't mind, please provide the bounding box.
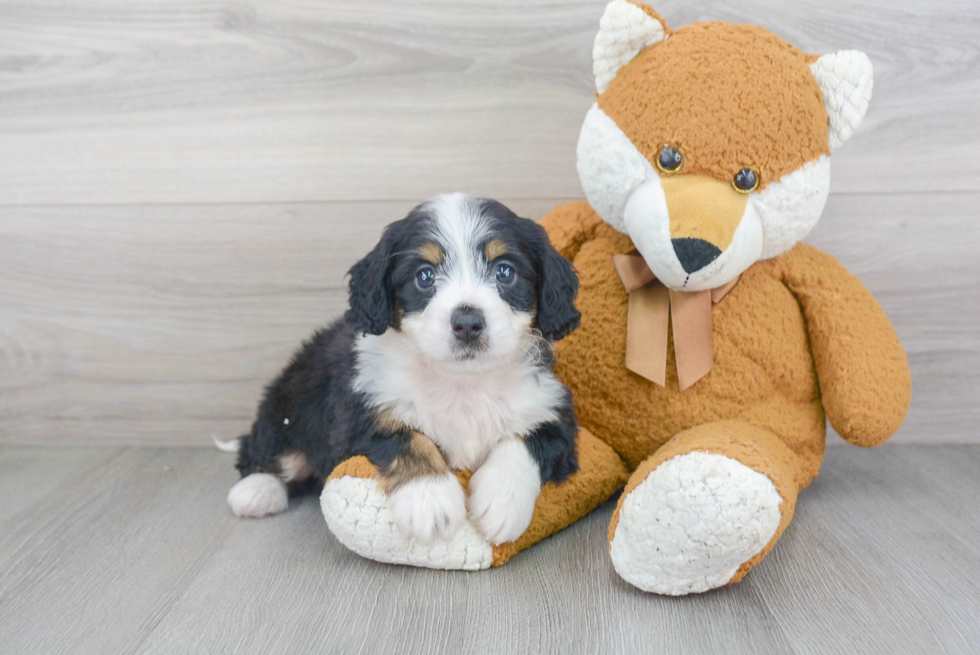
[212,435,243,453]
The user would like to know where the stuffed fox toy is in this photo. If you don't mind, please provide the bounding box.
[321,1,911,595]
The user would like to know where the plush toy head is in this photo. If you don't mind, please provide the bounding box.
[578,0,873,291]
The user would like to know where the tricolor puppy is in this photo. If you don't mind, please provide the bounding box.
[222,193,581,545]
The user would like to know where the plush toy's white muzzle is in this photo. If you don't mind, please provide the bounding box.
[577,104,833,290]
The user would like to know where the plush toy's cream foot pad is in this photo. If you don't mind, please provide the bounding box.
[321,473,493,571]
[609,452,782,595]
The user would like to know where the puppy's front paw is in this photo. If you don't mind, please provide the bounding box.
[387,473,467,543]
[468,440,541,545]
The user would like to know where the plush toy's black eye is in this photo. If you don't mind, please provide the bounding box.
[494,263,516,285]
[732,168,759,193]
[656,146,684,174]
[415,266,436,290]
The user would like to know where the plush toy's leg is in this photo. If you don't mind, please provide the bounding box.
[321,428,629,570]
[607,420,805,595]
[491,428,629,566]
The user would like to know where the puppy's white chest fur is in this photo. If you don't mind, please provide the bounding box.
[354,332,564,470]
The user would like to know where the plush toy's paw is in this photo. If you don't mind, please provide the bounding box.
[321,460,493,571]
[388,473,467,543]
[467,440,541,544]
[609,452,782,595]
[227,473,289,518]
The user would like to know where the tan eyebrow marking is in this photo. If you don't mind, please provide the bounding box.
[484,239,508,261]
[417,242,443,265]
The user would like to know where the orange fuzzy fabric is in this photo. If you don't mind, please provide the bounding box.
[598,22,829,191]
[533,200,911,583]
[543,204,911,471]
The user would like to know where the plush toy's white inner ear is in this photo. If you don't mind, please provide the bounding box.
[593,0,667,94]
[809,50,874,150]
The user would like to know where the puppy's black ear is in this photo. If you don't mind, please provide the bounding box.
[345,228,397,336]
[532,224,581,341]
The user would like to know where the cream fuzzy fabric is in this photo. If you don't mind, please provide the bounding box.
[609,452,782,595]
[810,51,874,150]
[321,475,494,571]
[593,0,666,94]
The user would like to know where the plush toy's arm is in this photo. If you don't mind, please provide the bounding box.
[778,243,911,447]
[538,201,605,261]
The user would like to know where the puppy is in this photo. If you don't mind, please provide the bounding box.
[222,193,581,545]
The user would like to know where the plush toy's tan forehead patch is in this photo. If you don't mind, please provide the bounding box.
[597,22,829,190]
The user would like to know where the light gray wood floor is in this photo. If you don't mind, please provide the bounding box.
[1,444,978,654]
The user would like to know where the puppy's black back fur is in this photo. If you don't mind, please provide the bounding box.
[235,320,404,482]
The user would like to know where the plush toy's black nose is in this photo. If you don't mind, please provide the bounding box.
[672,238,722,274]
[451,306,485,343]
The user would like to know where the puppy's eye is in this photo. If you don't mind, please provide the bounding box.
[415,266,436,290]
[732,168,759,193]
[656,145,684,174]
[494,263,516,285]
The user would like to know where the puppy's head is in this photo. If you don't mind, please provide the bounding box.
[346,193,580,371]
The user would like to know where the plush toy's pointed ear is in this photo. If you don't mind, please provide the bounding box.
[593,0,669,94]
[810,50,874,150]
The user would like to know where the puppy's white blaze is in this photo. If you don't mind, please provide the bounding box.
[355,331,566,469]
[227,473,288,518]
[578,104,833,289]
[427,192,491,283]
[467,438,541,544]
[387,472,467,543]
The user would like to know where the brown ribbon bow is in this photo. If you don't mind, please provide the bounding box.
[612,253,740,392]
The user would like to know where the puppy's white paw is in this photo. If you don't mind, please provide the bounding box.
[468,439,541,545]
[227,473,289,518]
[388,473,467,543]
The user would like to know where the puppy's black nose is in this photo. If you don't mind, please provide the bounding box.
[451,306,485,343]
[672,238,722,274]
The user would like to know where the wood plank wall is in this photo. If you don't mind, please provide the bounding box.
[1,0,977,445]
